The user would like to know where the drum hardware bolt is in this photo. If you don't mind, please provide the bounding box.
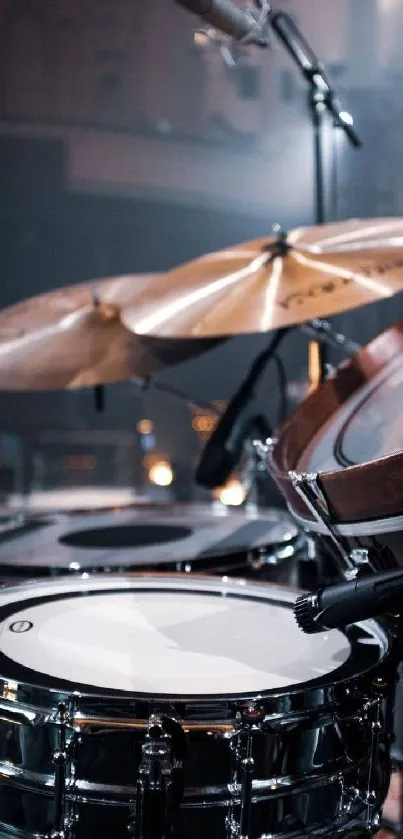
[345,569,359,581]
[350,548,370,565]
[53,750,68,765]
[242,705,264,723]
[348,549,371,577]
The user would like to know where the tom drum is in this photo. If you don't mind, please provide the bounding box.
[267,321,403,575]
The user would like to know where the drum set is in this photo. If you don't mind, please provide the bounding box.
[0,218,402,839]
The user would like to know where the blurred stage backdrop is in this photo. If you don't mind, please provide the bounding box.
[0,0,403,508]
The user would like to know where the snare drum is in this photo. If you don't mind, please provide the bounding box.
[0,503,305,583]
[267,322,403,573]
[0,575,395,839]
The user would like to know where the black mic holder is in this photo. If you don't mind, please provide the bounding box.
[295,566,403,635]
[195,326,290,489]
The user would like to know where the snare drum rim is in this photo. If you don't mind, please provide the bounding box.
[268,321,403,529]
[0,573,393,718]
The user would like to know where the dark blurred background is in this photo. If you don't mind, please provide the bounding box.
[0,0,402,506]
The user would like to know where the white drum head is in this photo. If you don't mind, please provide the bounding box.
[0,576,357,697]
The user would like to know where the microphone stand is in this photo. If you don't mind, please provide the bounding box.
[270,11,362,221]
[269,11,362,382]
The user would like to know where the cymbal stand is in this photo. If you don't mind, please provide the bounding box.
[131,377,222,417]
[300,318,361,357]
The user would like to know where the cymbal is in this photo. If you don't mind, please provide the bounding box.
[0,276,220,391]
[122,218,403,338]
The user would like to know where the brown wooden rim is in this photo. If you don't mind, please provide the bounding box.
[269,321,403,526]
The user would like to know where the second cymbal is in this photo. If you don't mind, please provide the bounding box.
[122,218,403,338]
[0,276,221,391]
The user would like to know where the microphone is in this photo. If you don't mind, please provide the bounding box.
[175,0,269,46]
[270,11,324,80]
[270,11,361,149]
[294,569,403,635]
[195,384,257,489]
[196,328,288,489]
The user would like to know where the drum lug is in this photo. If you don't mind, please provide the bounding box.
[340,700,384,832]
[50,698,79,839]
[132,714,175,839]
[226,707,261,839]
[363,705,383,830]
[339,784,362,818]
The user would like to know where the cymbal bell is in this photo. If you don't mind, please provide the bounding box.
[0,276,220,391]
[122,218,403,338]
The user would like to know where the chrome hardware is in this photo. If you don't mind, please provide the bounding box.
[364,703,383,829]
[345,548,372,580]
[50,699,79,839]
[226,711,259,839]
[339,785,362,819]
[251,437,273,470]
[134,717,174,839]
[301,318,361,356]
[338,699,384,833]
[290,470,355,571]
[350,548,371,567]
[243,437,275,510]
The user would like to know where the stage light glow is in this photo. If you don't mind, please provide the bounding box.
[192,414,215,433]
[137,419,154,435]
[217,479,246,507]
[149,461,174,487]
